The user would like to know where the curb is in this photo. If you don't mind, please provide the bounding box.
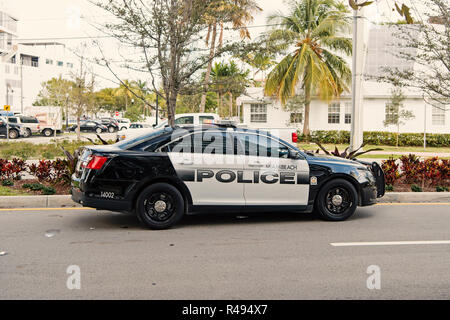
[379,192,450,203]
[0,195,80,209]
[0,193,449,209]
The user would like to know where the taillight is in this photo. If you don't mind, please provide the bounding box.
[292,132,298,143]
[86,156,108,170]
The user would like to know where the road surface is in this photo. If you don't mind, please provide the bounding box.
[0,204,449,299]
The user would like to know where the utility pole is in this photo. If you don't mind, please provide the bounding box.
[20,56,24,114]
[350,2,366,151]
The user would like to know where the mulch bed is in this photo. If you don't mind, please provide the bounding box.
[8,179,71,195]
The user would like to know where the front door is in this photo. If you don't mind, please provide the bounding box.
[163,129,245,206]
[235,132,310,206]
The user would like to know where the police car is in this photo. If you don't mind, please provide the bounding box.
[71,124,385,229]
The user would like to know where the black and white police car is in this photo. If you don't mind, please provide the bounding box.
[71,124,385,229]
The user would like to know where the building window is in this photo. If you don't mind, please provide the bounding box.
[328,102,340,124]
[46,59,53,65]
[385,103,399,123]
[432,105,445,126]
[67,62,74,68]
[57,61,63,67]
[290,112,303,124]
[250,103,267,123]
[345,102,352,124]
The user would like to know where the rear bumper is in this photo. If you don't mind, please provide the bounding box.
[71,187,133,212]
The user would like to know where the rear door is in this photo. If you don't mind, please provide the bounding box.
[235,132,310,206]
[160,129,245,206]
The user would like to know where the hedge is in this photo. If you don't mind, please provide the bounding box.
[298,130,450,147]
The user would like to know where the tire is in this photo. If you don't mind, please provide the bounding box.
[136,183,185,230]
[96,127,102,134]
[43,129,53,137]
[8,129,19,139]
[315,178,358,221]
[108,126,115,133]
[24,128,32,138]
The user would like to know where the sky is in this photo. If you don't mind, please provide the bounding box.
[1,0,425,88]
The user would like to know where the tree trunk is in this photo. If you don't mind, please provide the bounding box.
[303,80,311,137]
[229,92,233,118]
[76,116,81,141]
[199,23,217,113]
[396,123,400,148]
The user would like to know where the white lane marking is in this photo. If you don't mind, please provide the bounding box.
[331,240,450,247]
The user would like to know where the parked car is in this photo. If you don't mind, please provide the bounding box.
[98,118,120,133]
[0,117,26,139]
[6,116,40,138]
[129,123,152,129]
[23,106,62,137]
[72,124,385,229]
[69,121,108,134]
[117,113,221,141]
[117,118,131,131]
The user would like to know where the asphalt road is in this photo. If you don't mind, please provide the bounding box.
[0,204,449,300]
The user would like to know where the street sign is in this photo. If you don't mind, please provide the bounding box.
[4,105,11,111]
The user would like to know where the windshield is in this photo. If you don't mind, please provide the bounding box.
[115,127,172,149]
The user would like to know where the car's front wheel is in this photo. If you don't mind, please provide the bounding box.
[136,183,185,229]
[315,179,358,221]
[8,129,19,139]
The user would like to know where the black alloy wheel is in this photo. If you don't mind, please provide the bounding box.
[315,179,358,221]
[136,183,185,229]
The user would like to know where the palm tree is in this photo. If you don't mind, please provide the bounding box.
[210,61,249,117]
[114,80,135,111]
[199,0,261,112]
[265,0,352,136]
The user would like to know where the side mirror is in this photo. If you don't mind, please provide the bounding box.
[289,149,301,160]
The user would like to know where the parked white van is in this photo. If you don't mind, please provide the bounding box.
[117,113,221,141]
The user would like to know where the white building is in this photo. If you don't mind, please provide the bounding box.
[0,7,76,114]
[239,25,449,135]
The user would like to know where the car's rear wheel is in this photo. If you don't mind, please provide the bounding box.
[43,129,53,137]
[315,179,358,221]
[96,127,102,134]
[108,126,115,133]
[136,183,185,229]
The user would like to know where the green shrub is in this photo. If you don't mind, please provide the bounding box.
[2,180,14,186]
[42,186,56,195]
[436,186,449,192]
[385,184,394,191]
[299,130,450,147]
[411,184,423,192]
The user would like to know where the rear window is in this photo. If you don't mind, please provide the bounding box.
[115,127,173,150]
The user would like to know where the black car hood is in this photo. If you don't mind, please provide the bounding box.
[305,153,367,168]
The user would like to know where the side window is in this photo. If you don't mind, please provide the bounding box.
[160,131,235,155]
[175,116,194,125]
[162,134,194,153]
[199,116,215,124]
[236,133,290,158]
[8,118,17,123]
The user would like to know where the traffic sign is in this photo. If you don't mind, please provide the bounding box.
[3,105,10,111]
